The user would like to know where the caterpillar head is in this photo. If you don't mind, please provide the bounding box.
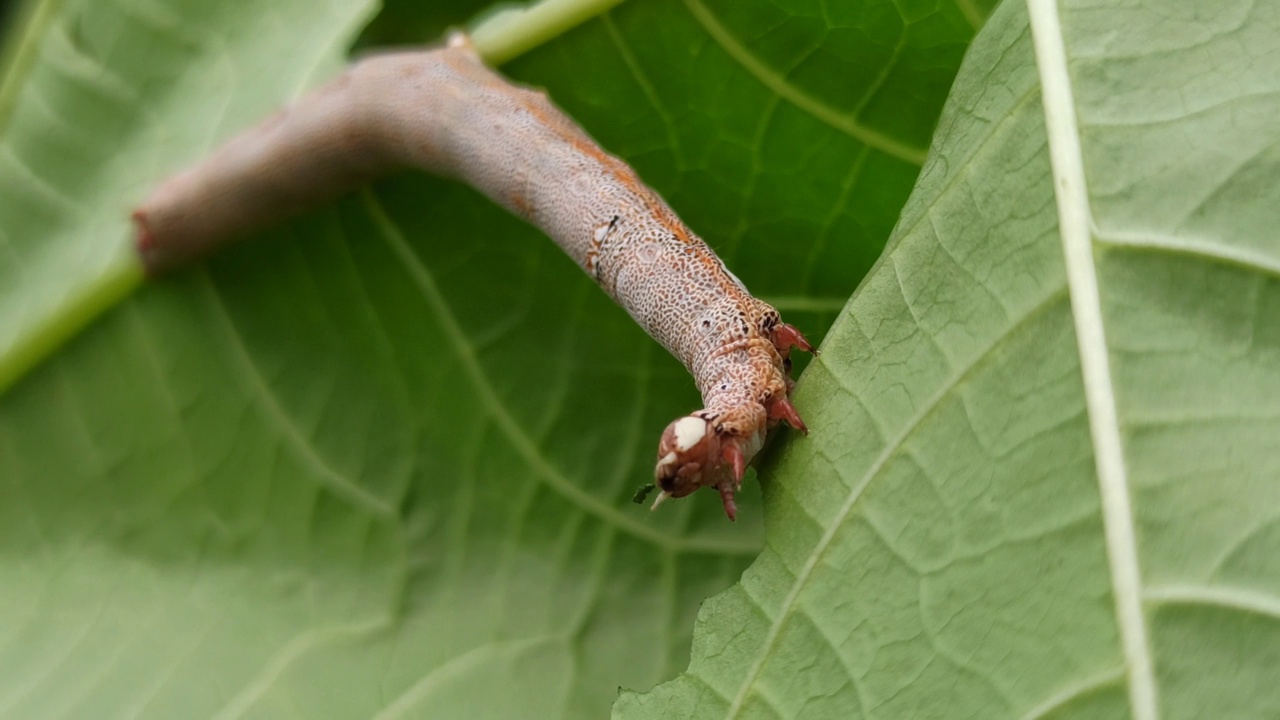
[651,414,752,521]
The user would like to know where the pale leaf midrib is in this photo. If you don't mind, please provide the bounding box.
[1024,1,1157,719]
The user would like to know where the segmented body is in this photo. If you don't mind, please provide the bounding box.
[133,34,811,519]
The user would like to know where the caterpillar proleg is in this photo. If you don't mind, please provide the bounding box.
[132,33,813,520]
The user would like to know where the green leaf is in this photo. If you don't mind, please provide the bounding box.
[617,0,1280,717]
[0,0,983,718]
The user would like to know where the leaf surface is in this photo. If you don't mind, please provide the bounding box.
[617,0,1280,718]
[0,0,983,717]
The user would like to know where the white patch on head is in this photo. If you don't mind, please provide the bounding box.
[658,451,678,467]
[673,416,709,451]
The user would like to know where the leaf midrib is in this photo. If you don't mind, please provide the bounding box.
[1024,0,1157,718]
[718,60,1048,720]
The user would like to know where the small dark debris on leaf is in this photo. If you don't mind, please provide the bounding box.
[632,483,656,504]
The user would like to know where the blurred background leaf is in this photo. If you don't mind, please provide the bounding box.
[0,0,989,717]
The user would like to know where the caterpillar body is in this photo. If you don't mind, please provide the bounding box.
[133,33,813,521]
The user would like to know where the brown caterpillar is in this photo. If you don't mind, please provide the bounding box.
[132,33,813,521]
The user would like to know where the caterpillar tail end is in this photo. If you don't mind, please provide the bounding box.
[131,209,166,278]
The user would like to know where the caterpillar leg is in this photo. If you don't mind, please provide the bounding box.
[772,322,815,356]
[767,395,808,434]
[716,481,739,522]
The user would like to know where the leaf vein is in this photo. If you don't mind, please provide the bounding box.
[1025,1,1157,718]
[1016,668,1126,720]
[681,0,928,166]
[199,272,397,519]
[1145,584,1280,622]
[1096,230,1280,282]
[721,284,1070,718]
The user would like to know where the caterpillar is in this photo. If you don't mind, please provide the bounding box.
[132,33,813,521]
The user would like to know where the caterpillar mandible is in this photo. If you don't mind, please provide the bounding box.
[132,33,814,521]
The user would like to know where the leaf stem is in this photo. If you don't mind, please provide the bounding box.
[0,258,143,395]
[470,0,627,65]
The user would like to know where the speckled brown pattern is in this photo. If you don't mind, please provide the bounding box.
[133,33,813,520]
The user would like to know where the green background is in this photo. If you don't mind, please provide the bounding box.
[4,0,1278,718]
